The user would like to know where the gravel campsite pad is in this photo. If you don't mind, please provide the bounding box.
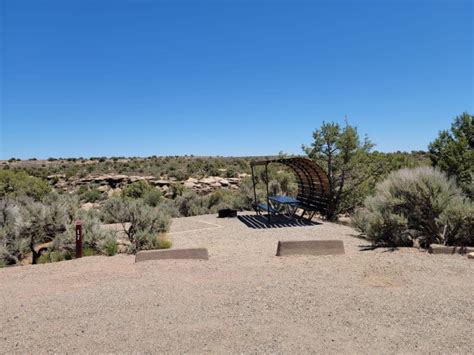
[1,213,473,354]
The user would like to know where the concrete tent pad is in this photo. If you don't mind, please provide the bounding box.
[135,248,209,262]
[276,240,345,257]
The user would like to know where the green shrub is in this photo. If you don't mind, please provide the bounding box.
[174,191,207,217]
[63,250,73,260]
[352,167,473,248]
[275,171,297,196]
[0,194,79,265]
[234,177,265,210]
[80,187,102,203]
[83,247,97,257]
[104,240,118,256]
[50,209,116,257]
[122,180,152,199]
[155,236,172,249]
[37,254,51,264]
[0,170,51,201]
[65,166,79,180]
[225,166,239,178]
[101,197,171,253]
[143,189,162,207]
[49,250,63,262]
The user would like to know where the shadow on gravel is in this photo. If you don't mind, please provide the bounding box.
[358,244,398,252]
[238,215,321,229]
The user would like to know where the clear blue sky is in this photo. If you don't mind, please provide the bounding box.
[1,0,472,159]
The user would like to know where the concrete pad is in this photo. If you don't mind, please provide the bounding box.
[135,248,209,263]
[428,244,474,255]
[276,240,345,257]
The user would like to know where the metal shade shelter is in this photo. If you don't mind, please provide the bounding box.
[250,157,330,220]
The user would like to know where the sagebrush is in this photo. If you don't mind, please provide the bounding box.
[352,167,473,247]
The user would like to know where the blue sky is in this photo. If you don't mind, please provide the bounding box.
[1,0,472,159]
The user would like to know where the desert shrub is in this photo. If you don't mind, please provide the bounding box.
[122,180,153,199]
[202,161,220,176]
[2,194,77,264]
[50,209,116,256]
[131,231,170,253]
[0,170,51,201]
[83,247,97,257]
[155,236,172,249]
[276,171,297,196]
[268,179,281,196]
[0,193,116,266]
[65,166,79,179]
[49,250,63,262]
[352,167,473,248]
[143,189,162,207]
[79,187,102,203]
[156,198,180,218]
[174,191,207,217]
[205,189,244,212]
[168,184,186,199]
[234,177,264,210]
[225,166,239,178]
[101,197,171,253]
[104,239,118,256]
[168,169,188,181]
[37,254,51,264]
[0,199,28,265]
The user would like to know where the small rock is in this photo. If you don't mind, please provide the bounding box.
[97,185,110,192]
[183,181,195,188]
[107,188,122,197]
[81,202,100,210]
[468,252,474,259]
[199,177,217,184]
[218,178,230,186]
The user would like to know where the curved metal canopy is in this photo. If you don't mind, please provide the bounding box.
[250,157,330,213]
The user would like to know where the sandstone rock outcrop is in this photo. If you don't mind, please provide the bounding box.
[48,173,243,199]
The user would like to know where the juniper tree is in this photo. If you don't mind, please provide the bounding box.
[429,112,473,197]
[303,120,373,221]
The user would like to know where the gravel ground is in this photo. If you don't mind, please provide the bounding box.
[1,213,473,354]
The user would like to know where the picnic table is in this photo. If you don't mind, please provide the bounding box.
[268,195,299,217]
[250,158,329,222]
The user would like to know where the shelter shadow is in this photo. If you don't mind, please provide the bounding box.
[238,215,321,229]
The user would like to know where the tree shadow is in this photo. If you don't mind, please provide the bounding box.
[238,214,321,229]
[358,244,399,252]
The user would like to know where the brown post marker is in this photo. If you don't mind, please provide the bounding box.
[75,220,83,258]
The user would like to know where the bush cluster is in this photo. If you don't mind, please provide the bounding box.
[0,170,51,201]
[352,167,473,248]
[0,194,77,265]
[101,197,171,253]
[0,190,172,266]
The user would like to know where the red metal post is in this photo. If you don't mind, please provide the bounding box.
[75,220,83,258]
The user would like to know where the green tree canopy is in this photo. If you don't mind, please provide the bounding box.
[429,112,473,196]
[303,120,373,220]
